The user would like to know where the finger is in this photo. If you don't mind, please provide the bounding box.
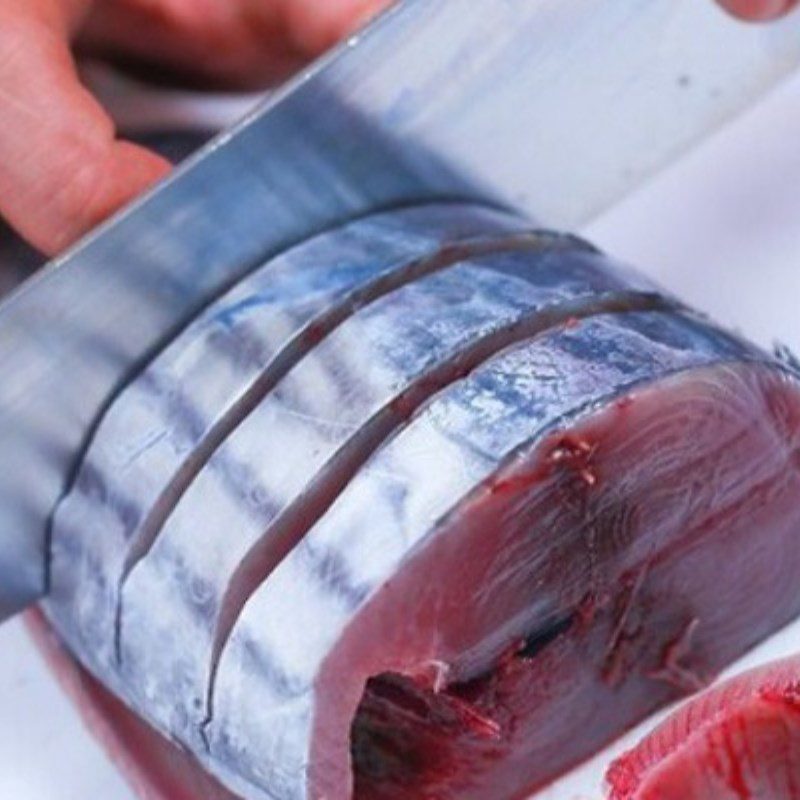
[77,0,305,89]
[716,0,800,20]
[77,0,393,89]
[0,0,170,255]
[278,0,394,55]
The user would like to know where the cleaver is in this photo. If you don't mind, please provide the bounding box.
[1,0,799,621]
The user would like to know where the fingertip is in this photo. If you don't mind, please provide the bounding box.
[32,142,170,256]
[86,140,171,235]
[715,0,800,21]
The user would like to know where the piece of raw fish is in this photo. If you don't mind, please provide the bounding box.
[607,654,800,799]
[117,238,664,746]
[47,203,529,679]
[42,206,800,800]
[206,312,800,800]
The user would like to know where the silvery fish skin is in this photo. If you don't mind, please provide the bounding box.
[205,311,800,800]
[116,238,663,745]
[46,203,527,681]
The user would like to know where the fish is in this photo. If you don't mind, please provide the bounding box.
[116,228,662,749]
[608,654,800,799]
[46,202,530,681]
[206,310,800,799]
[43,205,800,800]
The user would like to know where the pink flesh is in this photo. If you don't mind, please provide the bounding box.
[608,656,800,800]
[307,367,800,799]
[25,610,239,800]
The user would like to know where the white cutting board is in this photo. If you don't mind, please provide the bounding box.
[1,66,799,800]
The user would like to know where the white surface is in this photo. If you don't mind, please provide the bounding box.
[0,619,133,800]
[1,69,800,800]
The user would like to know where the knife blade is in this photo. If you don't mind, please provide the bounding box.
[1,0,799,622]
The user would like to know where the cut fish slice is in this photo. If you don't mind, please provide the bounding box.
[117,237,664,746]
[205,312,800,800]
[608,655,800,799]
[41,205,800,800]
[46,203,527,679]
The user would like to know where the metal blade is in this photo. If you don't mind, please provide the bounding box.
[1,0,799,621]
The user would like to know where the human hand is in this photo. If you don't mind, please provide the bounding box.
[0,0,389,255]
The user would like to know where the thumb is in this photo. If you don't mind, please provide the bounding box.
[0,0,169,256]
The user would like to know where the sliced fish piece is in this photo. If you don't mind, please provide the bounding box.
[117,238,665,745]
[43,205,800,800]
[607,655,800,799]
[46,203,527,678]
[205,312,800,800]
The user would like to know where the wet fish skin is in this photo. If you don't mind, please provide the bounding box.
[116,235,662,747]
[46,203,527,683]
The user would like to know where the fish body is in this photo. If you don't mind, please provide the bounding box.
[43,205,800,800]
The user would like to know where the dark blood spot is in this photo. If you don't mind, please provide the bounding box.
[615,395,634,411]
[351,614,575,798]
[303,322,326,346]
[517,615,575,661]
